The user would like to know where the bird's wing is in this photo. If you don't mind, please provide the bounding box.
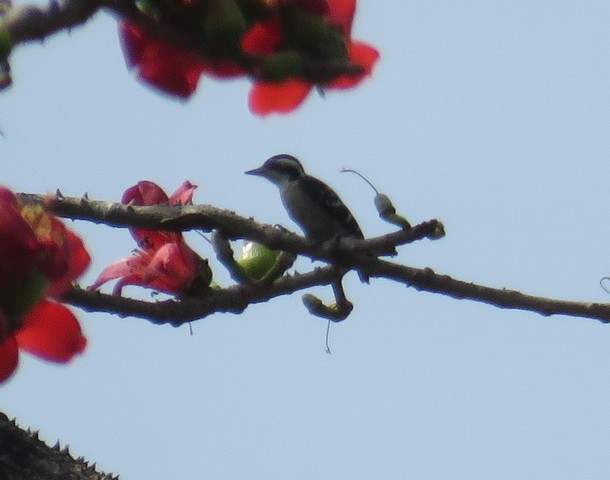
[299,175,364,239]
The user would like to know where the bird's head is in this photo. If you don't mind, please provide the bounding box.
[245,154,306,186]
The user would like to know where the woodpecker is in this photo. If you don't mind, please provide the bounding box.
[246,153,368,281]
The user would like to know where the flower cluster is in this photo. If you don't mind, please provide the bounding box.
[119,0,378,115]
[90,181,212,297]
[0,187,89,383]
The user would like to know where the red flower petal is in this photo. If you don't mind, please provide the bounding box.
[327,0,356,36]
[47,230,90,297]
[122,180,169,206]
[326,41,379,89]
[104,243,200,295]
[0,188,38,285]
[123,181,182,248]
[137,229,181,252]
[16,299,86,363]
[21,207,75,283]
[201,61,245,79]
[0,334,19,383]
[143,242,198,293]
[138,60,204,99]
[168,180,198,206]
[89,257,133,292]
[241,20,283,56]
[119,21,146,68]
[65,231,91,280]
[119,21,206,99]
[249,79,312,116]
[91,242,202,295]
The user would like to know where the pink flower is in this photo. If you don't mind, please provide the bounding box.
[91,181,211,296]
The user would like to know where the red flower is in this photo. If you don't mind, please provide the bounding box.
[246,0,379,116]
[119,21,244,99]
[0,187,89,384]
[117,0,378,113]
[91,181,211,296]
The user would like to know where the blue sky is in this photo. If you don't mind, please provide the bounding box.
[4,1,610,478]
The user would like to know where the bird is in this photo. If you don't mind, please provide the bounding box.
[245,153,368,282]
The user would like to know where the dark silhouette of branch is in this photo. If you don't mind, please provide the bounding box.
[0,412,117,480]
[15,192,610,325]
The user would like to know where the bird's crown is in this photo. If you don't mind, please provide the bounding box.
[261,154,306,179]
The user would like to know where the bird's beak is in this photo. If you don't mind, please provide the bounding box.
[245,166,264,176]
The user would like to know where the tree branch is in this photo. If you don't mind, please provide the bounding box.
[0,412,117,480]
[65,265,344,324]
[16,193,441,258]
[63,260,610,325]
[366,260,610,324]
[16,192,610,325]
[1,0,102,45]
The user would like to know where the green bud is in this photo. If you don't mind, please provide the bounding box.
[302,294,353,321]
[238,241,282,281]
[431,221,446,239]
[374,193,411,230]
[374,193,396,217]
[302,293,323,311]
